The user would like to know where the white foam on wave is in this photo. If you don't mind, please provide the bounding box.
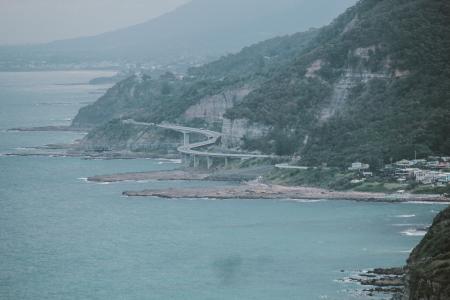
[401,229,427,236]
[156,158,182,164]
[395,214,416,218]
[398,249,414,253]
[403,201,450,205]
[77,177,88,182]
[391,223,428,227]
[281,199,327,203]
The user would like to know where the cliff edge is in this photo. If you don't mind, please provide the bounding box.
[402,206,450,299]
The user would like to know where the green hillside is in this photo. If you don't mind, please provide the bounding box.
[226,0,450,166]
[73,0,450,167]
[72,29,318,128]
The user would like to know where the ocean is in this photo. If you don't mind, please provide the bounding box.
[0,71,447,300]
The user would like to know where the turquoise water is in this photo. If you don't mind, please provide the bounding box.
[0,71,447,300]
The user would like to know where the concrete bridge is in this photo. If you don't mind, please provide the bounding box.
[123,119,274,169]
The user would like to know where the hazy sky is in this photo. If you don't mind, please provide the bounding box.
[0,0,190,45]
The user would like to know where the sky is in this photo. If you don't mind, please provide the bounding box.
[0,0,190,45]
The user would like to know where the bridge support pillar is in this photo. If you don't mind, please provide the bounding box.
[193,155,199,168]
[183,132,190,146]
[224,157,229,168]
[207,157,213,170]
[182,154,190,167]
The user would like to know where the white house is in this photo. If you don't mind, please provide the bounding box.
[349,162,370,171]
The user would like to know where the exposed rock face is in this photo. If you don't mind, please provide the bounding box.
[183,87,252,123]
[221,118,271,148]
[402,205,450,300]
[305,59,324,78]
[320,68,389,121]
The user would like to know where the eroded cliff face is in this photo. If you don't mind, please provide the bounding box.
[183,87,252,124]
[221,118,271,148]
[316,45,391,122]
[402,206,450,300]
[320,67,389,121]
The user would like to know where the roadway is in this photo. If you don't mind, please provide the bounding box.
[123,119,274,159]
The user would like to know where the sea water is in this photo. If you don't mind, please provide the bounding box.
[0,71,447,300]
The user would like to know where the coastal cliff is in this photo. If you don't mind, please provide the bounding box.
[401,206,450,300]
[71,0,449,165]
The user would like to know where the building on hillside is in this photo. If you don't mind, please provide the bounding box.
[348,162,370,171]
[395,159,414,168]
[437,162,450,169]
[426,161,440,168]
[395,168,417,178]
[436,173,450,184]
[415,170,441,185]
[411,159,427,166]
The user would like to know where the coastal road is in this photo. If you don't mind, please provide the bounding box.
[123,119,274,159]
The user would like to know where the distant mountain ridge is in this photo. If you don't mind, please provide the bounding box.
[0,0,356,69]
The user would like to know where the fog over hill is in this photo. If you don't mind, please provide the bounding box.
[0,0,356,69]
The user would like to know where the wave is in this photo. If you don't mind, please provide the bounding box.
[77,177,88,182]
[403,201,450,205]
[136,180,155,183]
[290,199,326,203]
[156,158,182,164]
[394,214,416,218]
[398,249,414,253]
[391,223,428,227]
[35,102,76,106]
[401,229,427,236]
[391,223,429,227]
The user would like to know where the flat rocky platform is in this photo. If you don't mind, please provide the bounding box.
[122,182,448,203]
[88,170,209,182]
[88,166,273,183]
[8,125,86,132]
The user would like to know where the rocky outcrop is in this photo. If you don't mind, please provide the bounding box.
[221,118,271,148]
[402,205,450,300]
[183,87,252,124]
[320,68,389,121]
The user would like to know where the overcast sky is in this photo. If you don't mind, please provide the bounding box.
[0,0,190,45]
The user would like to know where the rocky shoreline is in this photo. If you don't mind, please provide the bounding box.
[122,181,447,203]
[88,170,208,182]
[8,125,86,132]
[346,267,406,298]
[83,169,449,203]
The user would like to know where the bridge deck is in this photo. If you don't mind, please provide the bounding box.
[123,119,273,159]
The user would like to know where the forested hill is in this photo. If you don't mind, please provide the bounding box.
[71,29,319,128]
[73,0,450,167]
[226,0,450,166]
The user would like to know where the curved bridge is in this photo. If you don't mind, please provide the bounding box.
[123,119,273,168]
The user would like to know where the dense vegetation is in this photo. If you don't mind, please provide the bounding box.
[72,29,318,128]
[74,0,450,166]
[227,0,450,166]
[404,205,450,299]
